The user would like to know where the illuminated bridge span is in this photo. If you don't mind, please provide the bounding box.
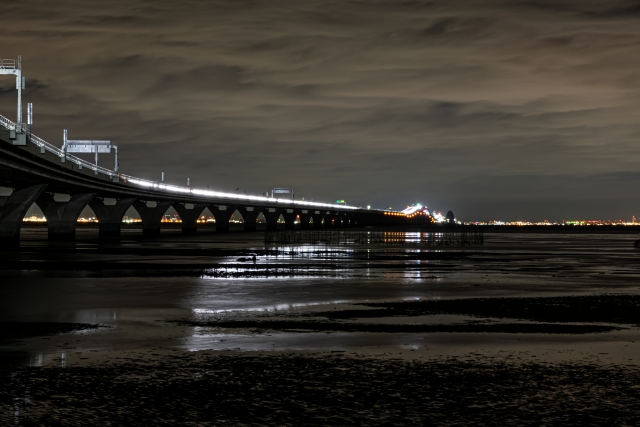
[0,117,431,244]
[0,57,433,245]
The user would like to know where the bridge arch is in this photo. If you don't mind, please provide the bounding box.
[36,192,96,241]
[172,202,208,234]
[236,206,262,232]
[131,200,173,235]
[0,184,47,245]
[89,197,137,237]
[208,204,239,233]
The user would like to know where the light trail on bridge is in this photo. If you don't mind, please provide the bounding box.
[125,177,359,210]
[0,56,438,246]
[0,112,357,211]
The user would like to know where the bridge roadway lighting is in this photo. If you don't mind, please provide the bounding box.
[0,118,356,209]
[1,108,360,210]
[124,177,359,210]
[0,57,359,212]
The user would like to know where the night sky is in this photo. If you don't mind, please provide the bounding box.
[2,0,640,221]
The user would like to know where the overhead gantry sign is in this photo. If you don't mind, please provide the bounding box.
[62,129,119,172]
[0,56,27,145]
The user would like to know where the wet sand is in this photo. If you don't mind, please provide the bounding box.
[2,228,640,424]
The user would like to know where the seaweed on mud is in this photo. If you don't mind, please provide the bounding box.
[2,354,640,426]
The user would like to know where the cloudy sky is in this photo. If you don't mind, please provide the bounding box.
[2,0,640,221]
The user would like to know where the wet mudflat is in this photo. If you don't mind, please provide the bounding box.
[2,227,640,425]
[3,353,640,426]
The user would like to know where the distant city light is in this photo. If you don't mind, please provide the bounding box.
[23,214,46,222]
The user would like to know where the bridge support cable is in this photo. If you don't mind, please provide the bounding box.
[173,203,208,234]
[132,201,172,235]
[36,193,95,241]
[89,198,136,237]
[0,184,47,246]
[237,207,260,233]
[209,205,239,233]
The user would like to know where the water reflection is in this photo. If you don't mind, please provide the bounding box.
[182,331,431,353]
[29,352,66,367]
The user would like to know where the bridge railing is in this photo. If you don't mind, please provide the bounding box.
[0,59,16,69]
[0,114,116,178]
[0,115,26,132]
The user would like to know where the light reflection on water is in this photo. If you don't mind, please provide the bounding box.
[182,331,431,353]
[191,300,341,315]
[201,266,347,280]
[29,352,66,367]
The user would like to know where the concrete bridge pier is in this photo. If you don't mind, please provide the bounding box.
[36,193,96,241]
[173,203,208,234]
[299,210,311,229]
[0,184,48,246]
[311,212,324,228]
[210,205,238,233]
[90,198,136,237]
[263,208,281,231]
[238,207,260,232]
[309,215,319,228]
[338,212,349,228]
[321,214,332,228]
[334,213,343,228]
[283,209,297,230]
[362,212,381,227]
[133,201,172,235]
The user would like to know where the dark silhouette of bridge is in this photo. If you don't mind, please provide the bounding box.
[0,57,433,245]
[0,114,432,245]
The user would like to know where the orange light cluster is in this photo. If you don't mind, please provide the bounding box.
[384,212,406,216]
[23,215,47,222]
[407,211,431,218]
[77,217,98,223]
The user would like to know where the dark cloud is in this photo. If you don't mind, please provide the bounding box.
[1,0,640,220]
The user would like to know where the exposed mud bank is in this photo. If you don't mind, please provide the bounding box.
[2,353,640,426]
